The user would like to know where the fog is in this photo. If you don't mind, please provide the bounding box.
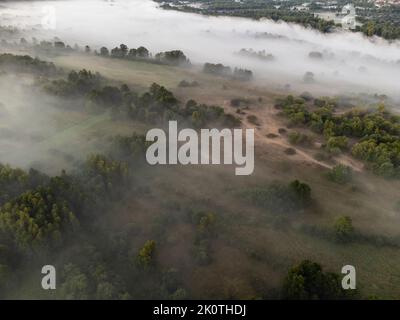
[0,72,110,174]
[1,0,399,101]
[2,0,400,300]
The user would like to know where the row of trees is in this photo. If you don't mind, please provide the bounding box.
[41,64,241,129]
[0,53,58,76]
[203,63,253,81]
[98,44,190,66]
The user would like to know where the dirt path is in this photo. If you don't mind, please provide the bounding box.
[236,102,363,172]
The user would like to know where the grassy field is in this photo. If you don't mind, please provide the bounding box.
[3,51,400,299]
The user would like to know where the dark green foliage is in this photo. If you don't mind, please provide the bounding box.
[99,46,109,56]
[182,99,240,128]
[159,0,336,34]
[155,50,190,66]
[101,44,191,67]
[137,240,156,268]
[289,180,312,207]
[159,0,400,40]
[277,94,400,178]
[325,136,348,154]
[282,260,347,299]
[203,63,253,81]
[0,186,78,248]
[359,19,400,40]
[111,133,152,160]
[136,46,150,59]
[0,164,47,205]
[326,165,352,184]
[0,53,57,75]
[242,180,312,214]
[110,44,128,58]
[333,215,354,243]
[189,211,217,266]
[233,68,253,81]
[288,131,313,147]
[59,245,131,300]
[203,62,232,77]
[60,263,89,300]
[84,154,129,197]
[87,86,123,107]
[44,69,102,97]
[38,60,239,129]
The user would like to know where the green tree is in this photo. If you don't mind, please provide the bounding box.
[326,165,352,184]
[289,180,311,206]
[334,215,354,243]
[282,260,345,299]
[60,264,89,300]
[137,240,156,267]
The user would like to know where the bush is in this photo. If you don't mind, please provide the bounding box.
[326,136,348,153]
[333,216,354,243]
[289,180,311,206]
[178,80,198,88]
[284,147,296,155]
[282,260,346,299]
[137,240,156,267]
[247,115,259,125]
[326,165,353,184]
[242,180,312,214]
[288,131,313,147]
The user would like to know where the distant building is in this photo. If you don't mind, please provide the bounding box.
[290,2,310,11]
[339,4,356,29]
[374,0,400,7]
[314,3,359,30]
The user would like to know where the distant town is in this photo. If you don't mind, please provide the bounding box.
[158,0,400,40]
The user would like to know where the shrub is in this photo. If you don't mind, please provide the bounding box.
[284,147,296,155]
[326,136,348,153]
[242,180,312,214]
[282,260,346,299]
[326,165,353,184]
[333,216,354,243]
[137,240,156,267]
[288,131,313,147]
[289,180,311,206]
[247,115,259,125]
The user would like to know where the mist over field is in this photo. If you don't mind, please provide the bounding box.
[1,0,400,301]
[1,0,400,100]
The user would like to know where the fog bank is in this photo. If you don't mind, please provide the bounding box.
[1,0,400,100]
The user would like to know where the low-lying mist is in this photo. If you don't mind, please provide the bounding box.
[0,73,101,174]
[1,0,400,101]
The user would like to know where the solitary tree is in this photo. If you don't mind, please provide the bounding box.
[334,215,354,243]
